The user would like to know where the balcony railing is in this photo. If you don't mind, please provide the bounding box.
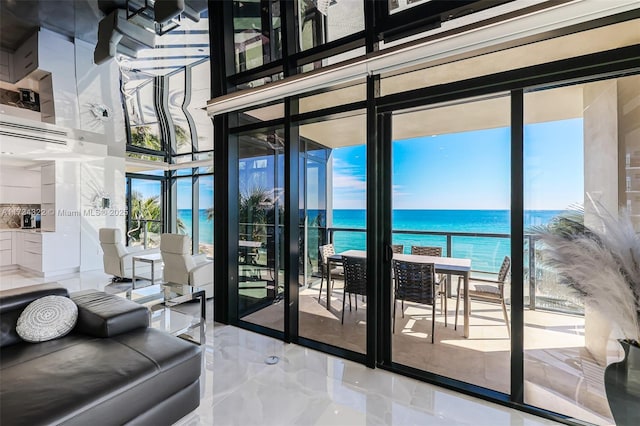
[128,218,163,249]
[236,222,584,315]
[326,226,582,314]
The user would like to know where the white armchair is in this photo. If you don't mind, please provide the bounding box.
[99,228,159,281]
[160,234,213,298]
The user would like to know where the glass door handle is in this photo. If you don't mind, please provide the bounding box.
[385,244,393,262]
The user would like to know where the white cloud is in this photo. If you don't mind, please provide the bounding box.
[333,173,366,190]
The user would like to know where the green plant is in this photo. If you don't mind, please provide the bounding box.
[239,187,272,242]
[130,126,161,150]
[129,191,187,242]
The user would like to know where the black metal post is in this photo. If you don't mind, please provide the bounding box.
[510,89,524,404]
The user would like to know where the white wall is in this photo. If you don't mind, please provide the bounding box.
[2,30,129,272]
[80,157,126,271]
[72,39,127,271]
[74,39,127,158]
[0,166,41,204]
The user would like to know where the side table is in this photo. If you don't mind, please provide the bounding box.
[125,283,206,345]
[132,253,164,289]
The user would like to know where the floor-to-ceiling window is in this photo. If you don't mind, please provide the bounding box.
[389,95,511,393]
[126,173,165,248]
[122,8,213,252]
[236,126,286,331]
[298,112,368,355]
[211,1,640,422]
[523,74,640,425]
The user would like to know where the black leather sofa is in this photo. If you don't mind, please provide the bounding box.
[0,283,202,426]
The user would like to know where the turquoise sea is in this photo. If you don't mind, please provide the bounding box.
[329,209,563,273]
[178,209,213,245]
[182,208,563,274]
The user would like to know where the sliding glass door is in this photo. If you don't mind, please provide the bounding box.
[297,113,368,355]
[388,95,512,393]
[523,74,640,425]
[236,127,285,331]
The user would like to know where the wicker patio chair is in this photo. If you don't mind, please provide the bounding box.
[392,259,441,343]
[318,244,343,302]
[455,255,511,337]
[341,255,367,324]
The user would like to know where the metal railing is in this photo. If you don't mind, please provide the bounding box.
[128,218,162,249]
[326,226,572,313]
[235,222,582,314]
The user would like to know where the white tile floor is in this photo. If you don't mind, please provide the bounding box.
[0,269,561,426]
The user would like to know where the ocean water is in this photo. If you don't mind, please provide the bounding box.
[177,209,213,245]
[330,209,563,273]
[182,208,563,273]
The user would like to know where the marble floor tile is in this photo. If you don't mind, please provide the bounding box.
[0,270,600,425]
[211,323,561,426]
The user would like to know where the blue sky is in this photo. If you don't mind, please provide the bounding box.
[133,117,584,212]
[332,118,584,210]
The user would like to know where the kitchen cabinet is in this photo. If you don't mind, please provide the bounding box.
[0,232,12,267]
[40,163,56,231]
[0,166,41,204]
[21,232,42,272]
[0,49,13,82]
[13,32,38,83]
[0,230,79,276]
[39,73,55,124]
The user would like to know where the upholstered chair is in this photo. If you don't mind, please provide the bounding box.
[160,234,213,298]
[99,228,159,281]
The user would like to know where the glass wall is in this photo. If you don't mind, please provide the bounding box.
[126,80,163,151]
[212,4,640,423]
[237,127,285,331]
[296,0,364,51]
[233,0,282,73]
[523,75,640,425]
[390,95,511,393]
[298,113,368,354]
[122,8,213,255]
[189,60,214,152]
[168,71,192,154]
[170,167,215,257]
[298,139,329,290]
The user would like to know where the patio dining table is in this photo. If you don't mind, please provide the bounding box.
[239,240,262,264]
[326,249,472,338]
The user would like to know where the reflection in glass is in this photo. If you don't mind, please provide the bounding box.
[296,0,364,52]
[127,81,163,151]
[189,61,214,152]
[168,72,192,154]
[298,115,367,354]
[233,0,282,73]
[522,77,640,424]
[389,0,433,14]
[237,128,285,331]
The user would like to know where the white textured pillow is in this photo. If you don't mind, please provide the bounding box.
[16,295,78,343]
